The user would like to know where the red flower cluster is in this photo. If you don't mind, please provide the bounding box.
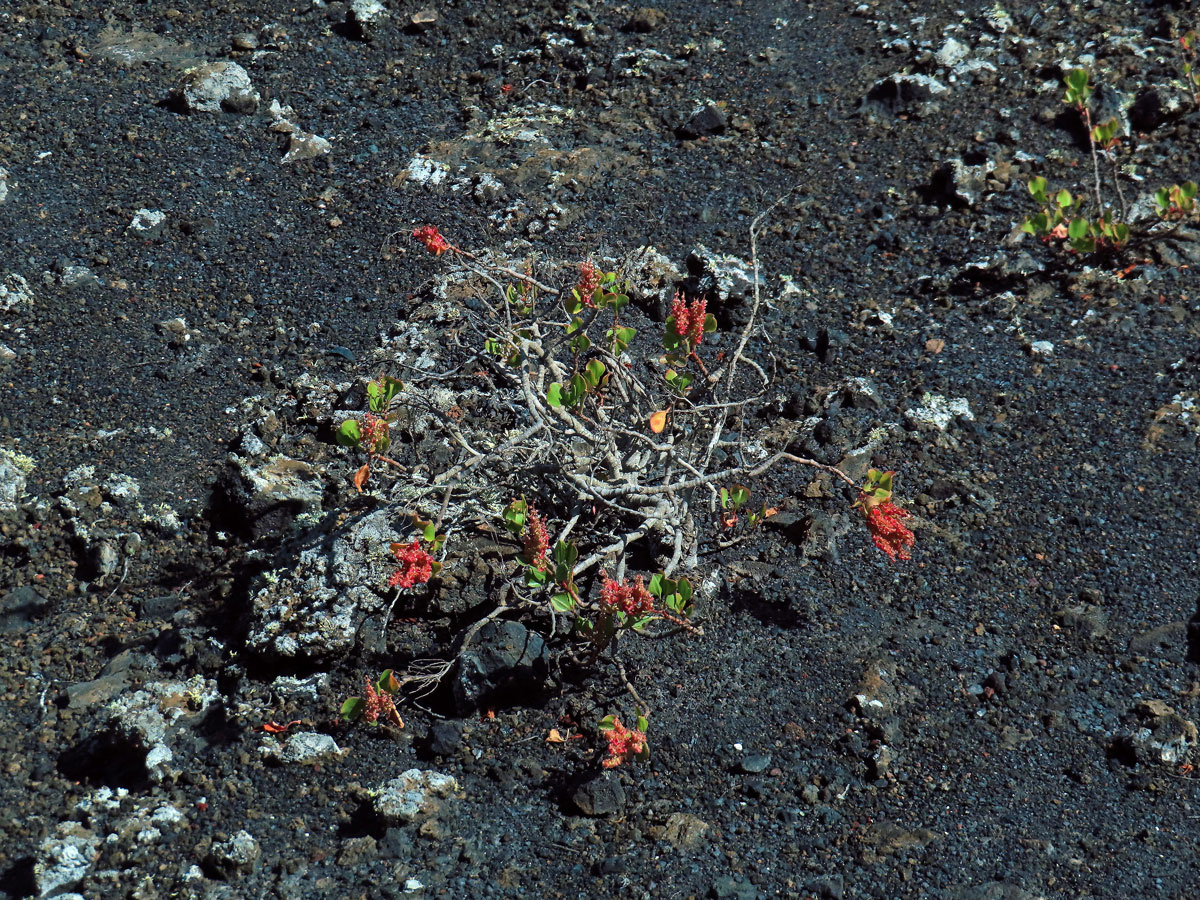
[574,261,602,306]
[602,717,648,769]
[598,573,656,617]
[388,540,435,588]
[671,293,708,346]
[412,225,450,256]
[363,679,402,727]
[862,500,915,562]
[523,506,549,570]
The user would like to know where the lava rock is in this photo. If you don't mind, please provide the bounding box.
[625,7,667,32]
[207,830,261,878]
[371,769,458,825]
[211,454,323,541]
[677,103,727,139]
[453,621,549,713]
[264,732,342,765]
[427,720,464,757]
[572,770,625,816]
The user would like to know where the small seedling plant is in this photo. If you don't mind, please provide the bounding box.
[341,669,404,728]
[1022,68,1197,255]
[336,374,405,492]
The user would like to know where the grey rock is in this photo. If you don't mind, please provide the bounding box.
[348,0,389,41]
[1,585,48,632]
[740,753,771,774]
[207,830,261,877]
[213,453,323,541]
[0,166,8,203]
[453,620,549,713]
[663,813,710,850]
[860,821,940,861]
[678,102,727,139]
[372,769,458,825]
[174,61,259,114]
[572,770,625,816]
[0,342,15,364]
[686,245,760,305]
[851,659,921,725]
[34,823,99,897]
[231,32,258,51]
[935,37,970,67]
[804,875,844,899]
[66,671,131,710]
[102,677,218,784]
[904,393,974,432]
[1054,604,1108,641]
[862,73,949,115]
[1114,701,1198,767]
[1128,621,1187,657]
[265,732,342,765]
[281,130,332,164]
[427,720,464,757]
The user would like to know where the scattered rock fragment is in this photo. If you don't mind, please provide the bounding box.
[347,0,389,41]
[572,770,625,817]
[904,393,974,432]
[34,823,99,897]
[677,102,727,139]
[207,830,261,878]
[1111,700,1198,767]
[860,821,940,862]
[625,7,667,32]
[128,208,166,237]
[662,813,710,850]
[0,166,9,203]
[262,732,343,766]
[862,74,948,115]
[173,61,259,114]
[0,273,34,312]
[0,447,34,515]
[371,769,458,825]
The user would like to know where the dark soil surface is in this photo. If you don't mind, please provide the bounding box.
[3,0,1200,898]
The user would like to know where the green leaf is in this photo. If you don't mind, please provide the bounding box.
[1111,223,1130,247]
[703,313,718,333]
[423,523,437,542]
[663,322,684,352]
[730,486,750,507]
[585,359,606,388]
[340,697,366,721]
[631,616,654,632]
[677,578,692,605]
[636,715,650,732]
[546,383,564,408]
[1067,217,1090,242]
[551,592,575,613]
[1055,189,1073,210]
[569,332,592,355]
[567,373,588,406]
[648,573,664,597]
[376,669,401,694]
[1182,181,1198,200]
[1028,176,1047,202]
[598,715,617,731]
[337,420,362,446]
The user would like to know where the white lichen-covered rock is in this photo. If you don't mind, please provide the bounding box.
[371,769,459,825]
[34,823,99,897]
[246,508,403,660]
[686,245,761,303]
[0,166,9,203]
[262,732,342,765]
[129,208,167,236]
[174,61,259,113]
[0,447,34,515]
[103,677,219,784]
[904,393,974,432]
[207,830,261,877]
[0,272,33,312]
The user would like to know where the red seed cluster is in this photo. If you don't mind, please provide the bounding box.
[862,500,915,562]
[363,679,400,726]
[388,540,435,589]
[602,717,648,769]
[574,261,602,306]
[599,573,656,617]
[412,225,450,256]
[523,506,550,570]
[671,293,708,346]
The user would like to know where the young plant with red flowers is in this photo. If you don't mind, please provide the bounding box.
[336,374,406,492]
[854,469,915,562]
[341,669,404,728]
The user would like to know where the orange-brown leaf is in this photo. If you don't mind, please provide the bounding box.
[353,464,370,493]
[649,410,668,434]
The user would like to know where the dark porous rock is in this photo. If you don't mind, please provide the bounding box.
[1110,700,1198,768]
[1,585,48,631]
[859,821,940,862]
[709,874,758,900]
[677,103,727,139]
[1127,621,1187,658]
[572,771,625,817]
[662,812,710,850]
[427,719,465,757]
[1054,604,1108,641]
[210,454,324,541]
[453,620,549,713]
[952,883,1045,900]
[804,875,845,899]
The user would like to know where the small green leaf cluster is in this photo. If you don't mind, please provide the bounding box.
[546,359,607,409]
[502,499,578,611]
[1063,67,1092,109]
[648,573,694,618]
[1155,181,1198,220]
[1181,30,1199,105]
[1021,176,1130,252]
